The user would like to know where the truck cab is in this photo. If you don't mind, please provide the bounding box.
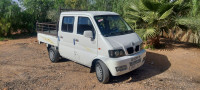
[37,11,146,83]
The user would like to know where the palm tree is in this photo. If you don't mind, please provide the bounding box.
[124,0,182,47]
[176,0,200,44]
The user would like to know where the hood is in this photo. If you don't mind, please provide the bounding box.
[105,33,142,49]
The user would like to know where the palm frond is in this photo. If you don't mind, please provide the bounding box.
[141,11,159,25]
[176,17,200,31]
[142,28,157,40]
[173,0,184,5]
[141,0,160,11]
[129,0,149,12]
[159,6,174,20]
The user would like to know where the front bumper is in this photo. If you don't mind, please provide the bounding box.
[105,49,146,76]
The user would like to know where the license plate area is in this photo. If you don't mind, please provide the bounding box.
[130,56,141,66]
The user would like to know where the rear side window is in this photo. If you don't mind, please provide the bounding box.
[62,17,74,33]
[77,17,95,37]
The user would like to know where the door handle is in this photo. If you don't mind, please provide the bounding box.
[75,39,79,42]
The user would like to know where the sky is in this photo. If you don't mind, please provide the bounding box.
[12,0,19,3]
[12,0,25,10]
[12,0,20,5]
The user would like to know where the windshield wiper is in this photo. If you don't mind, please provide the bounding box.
[104,30,134,37]
[124,30,134,34]
[109,32,117,36]
[107,31,125,36]
[103,32,116,37]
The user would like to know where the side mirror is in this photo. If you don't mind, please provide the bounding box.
[83,30,93,39]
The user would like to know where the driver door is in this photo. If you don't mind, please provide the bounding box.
[74,16,98,66]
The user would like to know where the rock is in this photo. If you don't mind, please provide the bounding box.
[124,77,132,83]
[3,87,8,90]
[92,85,96,88]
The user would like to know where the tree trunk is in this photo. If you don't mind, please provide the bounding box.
[150,35,160,48]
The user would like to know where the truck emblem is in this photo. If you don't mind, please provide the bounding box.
[132,42,135,46]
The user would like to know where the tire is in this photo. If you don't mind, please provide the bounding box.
[95,60,110,84]
[48,46,60,63]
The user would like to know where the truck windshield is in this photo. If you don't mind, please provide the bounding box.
[94,15,134,37]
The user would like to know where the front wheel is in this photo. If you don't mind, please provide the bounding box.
[95,60,110,84]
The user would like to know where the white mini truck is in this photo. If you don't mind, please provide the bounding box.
[37,11,146,83]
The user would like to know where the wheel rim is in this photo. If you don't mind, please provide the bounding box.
[96,63,103,81]
[49,50,54,61]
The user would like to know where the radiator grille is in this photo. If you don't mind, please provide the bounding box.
[127,47,134,54]
[127,45,140,55]
[135,45,140,52]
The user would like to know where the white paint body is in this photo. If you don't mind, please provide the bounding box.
[38,33,58,46]
[37,11,146,76]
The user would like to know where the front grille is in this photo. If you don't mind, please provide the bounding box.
[127,47,134,54]
[135,45,140,52]
[127,45,140,55]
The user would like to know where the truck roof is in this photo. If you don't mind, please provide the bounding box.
[61,11,119,16]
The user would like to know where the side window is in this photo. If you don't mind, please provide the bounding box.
[77,17,95,38]
[62,17,74,33]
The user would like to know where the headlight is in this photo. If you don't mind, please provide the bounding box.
[115,51,120,56]
[109,49,125,58]
[120,50,124,56]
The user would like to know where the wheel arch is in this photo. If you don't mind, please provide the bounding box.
[46,44,58,51]
[47,44,51,50]
[90,57,111,74]
[90,59,99,73]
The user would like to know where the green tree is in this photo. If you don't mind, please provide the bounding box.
[21,0,54,22]
[89,0,112,11]
[65,0,88,9]
[0,18,11,36]
[111,0,129,16]
[0,0,22,37]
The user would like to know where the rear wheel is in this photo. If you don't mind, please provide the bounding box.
[48,46,60,63]
[95,60,110,84]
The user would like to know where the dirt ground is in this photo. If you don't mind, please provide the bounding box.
[0,37,200,90]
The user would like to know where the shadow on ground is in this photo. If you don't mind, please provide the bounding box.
[110,51,171,83]
[57,58,70,63]
[0,33,37,41]
[157,38,200,51]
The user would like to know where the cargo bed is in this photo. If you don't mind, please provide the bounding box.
[36,22,58,46]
